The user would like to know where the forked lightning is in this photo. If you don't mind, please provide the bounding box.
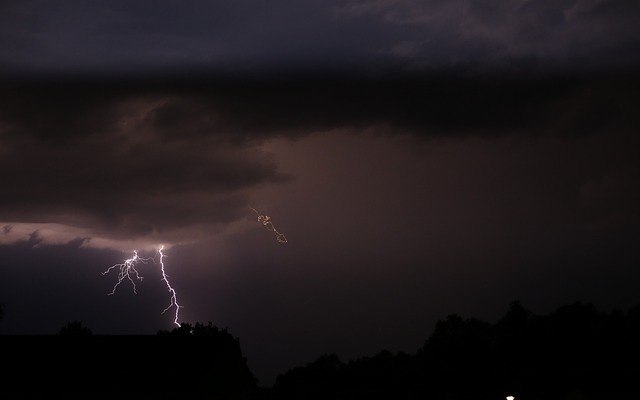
[103,246,182,326]
[158,245,181,327]
[102,250,151,295]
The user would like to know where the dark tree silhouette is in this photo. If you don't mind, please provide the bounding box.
[57,320,92,335]
[157,321,237,337]
[2,302,640,399]
[1,321,257,397]
[269,301,640,400]
[274,353,342,399]
[157,321,258,397]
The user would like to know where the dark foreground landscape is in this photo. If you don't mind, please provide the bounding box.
[1,301,639,399]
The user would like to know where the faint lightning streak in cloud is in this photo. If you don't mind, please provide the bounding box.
[249,206,288,243]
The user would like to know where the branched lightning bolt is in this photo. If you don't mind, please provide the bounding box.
[250,206,288,243]
[103,246,182,327]
[102,250,152,295]
[158,245,181,327]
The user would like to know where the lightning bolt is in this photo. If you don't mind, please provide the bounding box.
[103,246,182,327]
[158,245,181,327]
[249,206,288,243]
[102,250,152,295]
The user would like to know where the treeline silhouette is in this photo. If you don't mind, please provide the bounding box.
[58,320,92,335]
[0,301,639,399]
[0,321,256,399]
[265,301,640,400]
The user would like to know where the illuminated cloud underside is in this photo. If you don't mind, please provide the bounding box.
[0,220,254,251]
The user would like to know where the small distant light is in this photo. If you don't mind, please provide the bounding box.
[506,396,515,400]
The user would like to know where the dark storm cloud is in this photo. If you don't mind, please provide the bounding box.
[0,73,638,246]
[0,0,369,73]
[0,0,638,74]
[7,74,634,138]
[0,83,294,244]
[337,0,640,70]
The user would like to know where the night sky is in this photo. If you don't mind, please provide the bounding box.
[1,0,639,385]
